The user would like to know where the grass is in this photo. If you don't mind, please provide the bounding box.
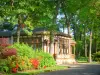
[90,61,100,64]
[76,57,88,63]
[3,66,68,75]
[77,60,88,63]
[76,57,100,64]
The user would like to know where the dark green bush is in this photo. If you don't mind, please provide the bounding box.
[92,51,100,62]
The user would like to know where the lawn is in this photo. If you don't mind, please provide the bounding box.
[3,66,68,75]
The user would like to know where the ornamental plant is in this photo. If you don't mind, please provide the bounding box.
[11,62,19,73]
[0,43,11,59]
[43,66,47,69]
[12,67,17,73]
[30,58,39,69]
[2,48,17,58]
[0,59,9,73]
[36,50,56,68]
[0,43,56,73]
[8,43,36,58]
[17,56,33,71]
[0,55,17,73]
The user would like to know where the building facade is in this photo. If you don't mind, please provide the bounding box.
[0,29,76,64]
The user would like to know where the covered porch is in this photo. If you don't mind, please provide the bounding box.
[42,32,76,64]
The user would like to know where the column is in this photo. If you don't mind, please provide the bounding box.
[74,45,76,55]
[10,36,13,44]
[68,38,71,54]
[42,35,44,50]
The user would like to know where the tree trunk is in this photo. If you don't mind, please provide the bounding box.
[11,0,14,10]
[50,32,54,55]
[17,14,22,43]
[17,29,20,43]
[80,32,82,40]
[89,31,92,63]
[50,0,60,55]
[94,39,97,53]
[85,43,87,57]
[61,1,71,35]
[63,23,64,33]
[73,23,76,40]
[84,26,87,57]
[67,20,70,35]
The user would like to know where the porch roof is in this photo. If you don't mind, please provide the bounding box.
[0,30,12,37]
[0,28,71,38]
[56,32,71,38]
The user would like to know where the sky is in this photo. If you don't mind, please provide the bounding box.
[57,14,73,37]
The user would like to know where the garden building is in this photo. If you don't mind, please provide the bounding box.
[0,28,76,64]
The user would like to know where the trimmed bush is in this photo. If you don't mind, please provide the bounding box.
[2,48,17,58]
[0,44,14,59]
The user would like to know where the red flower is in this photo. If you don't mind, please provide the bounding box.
[12,67,17,73]
[30,58,39,69]
[21,61,25,65]
[43,66,47,69]
[16,63,19,69]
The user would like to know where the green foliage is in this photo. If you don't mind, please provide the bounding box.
[36,51,56,68]
[92,51,100,62]
[76,41,84,56]
[0,55,17,73]
[17,56,33,71]
[0,59,9,73]
[8,43,36,58]
[0,55,33,73]
[0,43,56,73]
[76,57,88,63]
[8,43,56,68]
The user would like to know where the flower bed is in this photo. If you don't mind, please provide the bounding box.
[0,43,56,73]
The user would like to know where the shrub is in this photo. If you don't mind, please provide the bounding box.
[17,56,33,71]
[0,44,11,59]
[2,48,17,58]
[0,59,9,73]
[92,51,100,62]
[0,43,56,73]
[36,51,56,68]
[0,55,33,73]
[9,43,56,68]
[0,55,17,73]
[9,43,36,58]
[0,44,11,47]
